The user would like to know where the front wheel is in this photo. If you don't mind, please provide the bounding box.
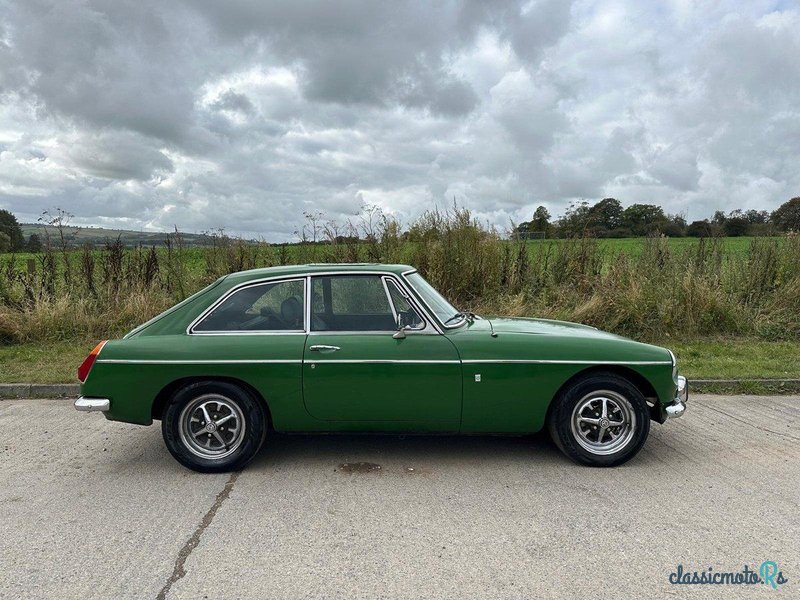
[162,381,267,473]
[547,373,650,467]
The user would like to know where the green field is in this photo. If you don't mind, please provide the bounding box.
[1,235,779,280]
[18,222,235,248]
[1,219,797,386]
[526,235,764,255]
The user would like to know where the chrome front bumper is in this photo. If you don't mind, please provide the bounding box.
[665,376,688,418]
[74,397,110,412]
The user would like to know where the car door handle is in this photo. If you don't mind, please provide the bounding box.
[309,345,341,352]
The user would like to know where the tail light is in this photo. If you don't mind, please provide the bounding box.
[78,341,108,383]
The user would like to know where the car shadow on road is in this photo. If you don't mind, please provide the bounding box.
[247,430,567,472]
[109,424,670,474]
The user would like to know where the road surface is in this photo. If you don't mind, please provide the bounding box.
[1,395,797,598]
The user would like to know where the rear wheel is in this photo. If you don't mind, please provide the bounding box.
[162,381,267,473]
[547,373,650,467]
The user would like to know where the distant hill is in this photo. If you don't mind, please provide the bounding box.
[20,223,257,248]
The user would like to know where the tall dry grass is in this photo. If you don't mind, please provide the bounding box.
[0,207,798,345]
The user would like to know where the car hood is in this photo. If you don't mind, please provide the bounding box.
[480,316,624,340]
[449,316,673,367]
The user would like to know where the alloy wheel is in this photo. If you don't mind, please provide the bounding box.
[178,394,247,459]
[569,390,637,456]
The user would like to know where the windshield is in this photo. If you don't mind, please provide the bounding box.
[405,272,464,327]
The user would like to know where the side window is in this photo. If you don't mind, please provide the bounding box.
[385,279,424,330]
[311,275,395,331]
[193,279,305,332]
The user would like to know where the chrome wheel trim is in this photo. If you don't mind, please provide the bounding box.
[178,394,246,460]
[570,390,636,456]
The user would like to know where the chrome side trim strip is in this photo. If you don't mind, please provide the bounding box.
[306,330,441,336]
[187,331,306,337]
[307,359,461,364]
[461,359,672,365]
[96,358,459,365]
[96,359,302,365]
[97,358,671,366]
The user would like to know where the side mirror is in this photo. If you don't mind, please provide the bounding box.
[393,313,410,339]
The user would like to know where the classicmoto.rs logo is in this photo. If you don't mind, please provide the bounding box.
[668,562,788,589]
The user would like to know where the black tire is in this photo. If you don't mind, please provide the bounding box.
[161,381,267,473]
[547,372,650,467]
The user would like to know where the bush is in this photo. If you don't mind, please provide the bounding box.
[0,209,798,345]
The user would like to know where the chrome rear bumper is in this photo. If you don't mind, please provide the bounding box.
[665,376,688,418]
[74,397,110,412]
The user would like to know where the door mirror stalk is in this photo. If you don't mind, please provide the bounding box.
[394,313,411,339]
[393,326,409,339]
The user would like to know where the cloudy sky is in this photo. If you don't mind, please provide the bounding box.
[0,0,798,240]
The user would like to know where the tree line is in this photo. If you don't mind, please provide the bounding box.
[2,196,800,253]
[516,197,800,238]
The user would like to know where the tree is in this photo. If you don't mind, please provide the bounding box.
[0,231,10,253]
[556,201,592,237]
[744,209,769,224]
[531,206,551,233]
[723,209,750,237]
[620,204,668,236]
[772,197,800,231]
[0,209,24,250]
[588,198,623,231]
[687,220,713,237]
[661,214,687,237]
[27,233,43,252]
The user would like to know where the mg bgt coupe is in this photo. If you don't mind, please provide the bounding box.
[75,264,687,472]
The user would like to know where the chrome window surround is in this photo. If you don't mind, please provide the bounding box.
[306,272,436,335]
[382,276,425,332]
[401,269,467,330]
[382,277,398,322]
[188,277,308,335]
[187,270,441,336]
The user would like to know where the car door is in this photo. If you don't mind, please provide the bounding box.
[185,277,308,426]
[302,273,462,428]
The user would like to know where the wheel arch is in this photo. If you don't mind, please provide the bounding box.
[545,365,660,424]
[151,376,272,427]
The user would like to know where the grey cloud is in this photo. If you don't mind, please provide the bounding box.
[647,144,700,192]
[0,0,798,238]
[66,131,174,181]
[508,0,573,63]
[210,90,255,115]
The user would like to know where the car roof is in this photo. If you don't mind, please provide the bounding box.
[222,263,416,285]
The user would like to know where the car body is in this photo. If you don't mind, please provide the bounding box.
[76,264,688,471]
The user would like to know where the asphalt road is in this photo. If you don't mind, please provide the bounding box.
[1,395,798,599]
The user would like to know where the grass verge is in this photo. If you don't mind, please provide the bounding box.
[1,337,797,387]
[0,341,91,384]
[665,339,800,379]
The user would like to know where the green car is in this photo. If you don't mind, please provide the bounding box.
[75,264,688,472]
